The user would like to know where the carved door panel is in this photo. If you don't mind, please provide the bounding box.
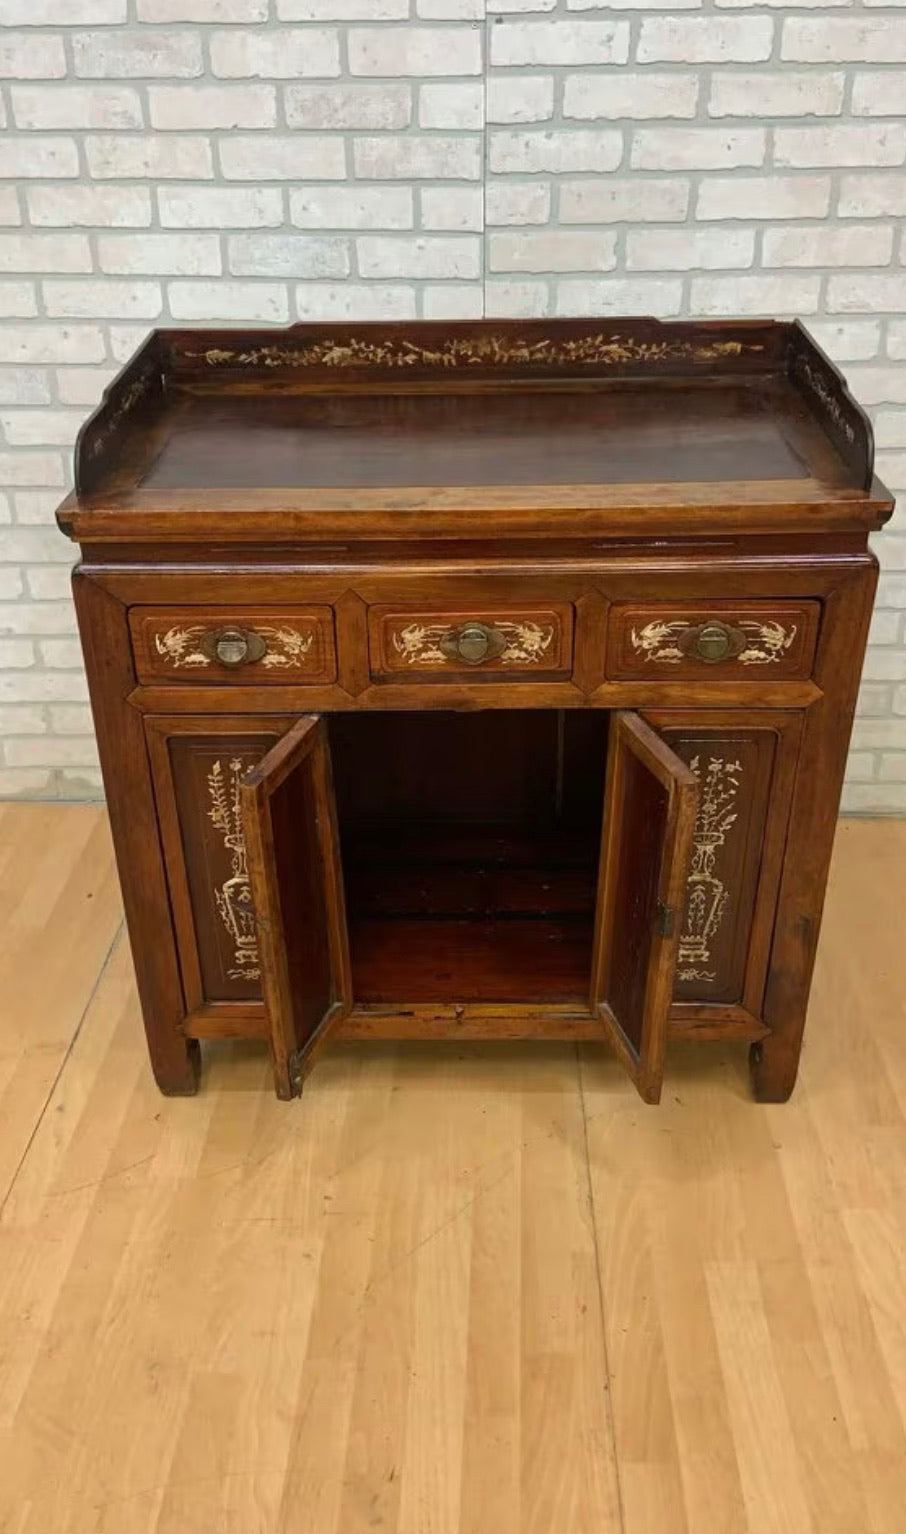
[145,716,294,1035]
[241,715,352,1099]
[590,711,699,1104]
[642,710,804,1032]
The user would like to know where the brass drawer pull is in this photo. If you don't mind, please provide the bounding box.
[679,619,747,665]
[201,625,267,669]
[438,620,506,666]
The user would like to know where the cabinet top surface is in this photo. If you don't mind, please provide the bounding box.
[60,318,893,544]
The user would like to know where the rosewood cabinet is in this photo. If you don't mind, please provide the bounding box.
[58,318,893,1104]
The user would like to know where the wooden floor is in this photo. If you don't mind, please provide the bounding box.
[1,805,906,1533]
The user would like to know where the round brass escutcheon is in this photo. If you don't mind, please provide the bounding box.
[439,620,505,666]
[681,619,746,664]
[202,625,267,669]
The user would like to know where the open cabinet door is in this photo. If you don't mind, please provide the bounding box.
[241,715,352,1099]
[591,711,699,1104]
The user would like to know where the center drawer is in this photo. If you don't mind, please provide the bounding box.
[366,603,575,681]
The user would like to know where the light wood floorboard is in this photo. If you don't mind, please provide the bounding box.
[0,808,904,1532]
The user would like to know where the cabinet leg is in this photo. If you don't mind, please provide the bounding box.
[749,1035,800,1103]
[150,1034,202,1096]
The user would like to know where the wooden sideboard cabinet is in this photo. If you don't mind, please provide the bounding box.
[58,318,894,1104]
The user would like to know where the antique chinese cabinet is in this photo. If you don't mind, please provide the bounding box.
[58,318,893,1103]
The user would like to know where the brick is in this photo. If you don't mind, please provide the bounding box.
[6,737,100,769]
[228,233,349,278]
[279,0,408,15]
[0,642,36,671]
[12,491,66,523]
[697,175,830,221]
[159,185,283,227]
[0,672,86,703]
[422,284,483,318]
[285,84,410,129]
[0,707,43,737]
[638,16,773,63]
[490,129,622,175]
[0,600,77,634]
[290,186,412,229]
[3,528,73,560]
[0,452,64,486]
[0,570,25,601]
[0,190,21,226]
[295,283,416,318]
[838,175,906,218]
[419,83,484,130]
[555,277,683,317]
[709,71,844,118]
[28,186,152,227]
[783,19,906,64]
[354,136,481,180]
[807,321,881,362]
[889,324,906,362]
[357,235,480,279]
[844,369,906,405]
[765,226,893,268]
[2,409,84,445]
[0,369,50,405]
[852,73,906,118]
[418,0,483,16]
[632,128,764,171]
[43,281,162,320]
[827,277,906,316]
[55,368,115,406]
[98,233,222,276]
[0,139,79,179]
[627,228,755,271]
[490,230,616,273]
[485,279,550,318]
[843,752,878,783]
[0,235,91,274]
[878,452,906,488]
[48,704,94,735]
[348,27,482,76]
[3,0,125,18]
[220,137,346,180]
[490,20,629,66]
[11,85,142,130]
[137,0,266,16]
[565,72,697,120]
[486,76,554,125]
[856,682,894,715]
[149,84,275,130]
[210,29,340,79]
[874,411,906,447]
[0,34,66,78]
[168,281,289,322]
[86,135,213,180]
[0,327,106,365]
[72,30,203,77]
[0,284,36,318]
[420,187,483,231]
[776,124,906,169]
[486,182,550,226]
[560,177,688,223]
[489,0,556,11]
[690,274,821,316]
[27,565,77,600]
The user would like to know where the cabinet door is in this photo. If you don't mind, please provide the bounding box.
[590,711,699,1104]
[241,715,352,1099]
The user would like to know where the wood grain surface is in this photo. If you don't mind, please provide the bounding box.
[2,804,906,1532]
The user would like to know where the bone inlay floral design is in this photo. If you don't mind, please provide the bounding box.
[391,619,555,667]
[629,618,796,666]
[677,755,742,984]
[154,624,315,669]
[188,334,750,372]
[206,757,259,983]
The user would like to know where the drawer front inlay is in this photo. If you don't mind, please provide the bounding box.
[131,607,337,685]
[368,605,574,679]
[607,601,820,681]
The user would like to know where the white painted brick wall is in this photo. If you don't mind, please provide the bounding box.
[0,2,905,808]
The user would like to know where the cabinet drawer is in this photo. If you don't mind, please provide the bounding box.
[367,604,574,681]
[130,606,337,686]
[606,601,820,682]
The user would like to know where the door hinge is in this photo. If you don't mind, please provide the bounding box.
[654,901,675,939]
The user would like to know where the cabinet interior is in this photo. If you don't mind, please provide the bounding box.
[329,709,610,1006]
